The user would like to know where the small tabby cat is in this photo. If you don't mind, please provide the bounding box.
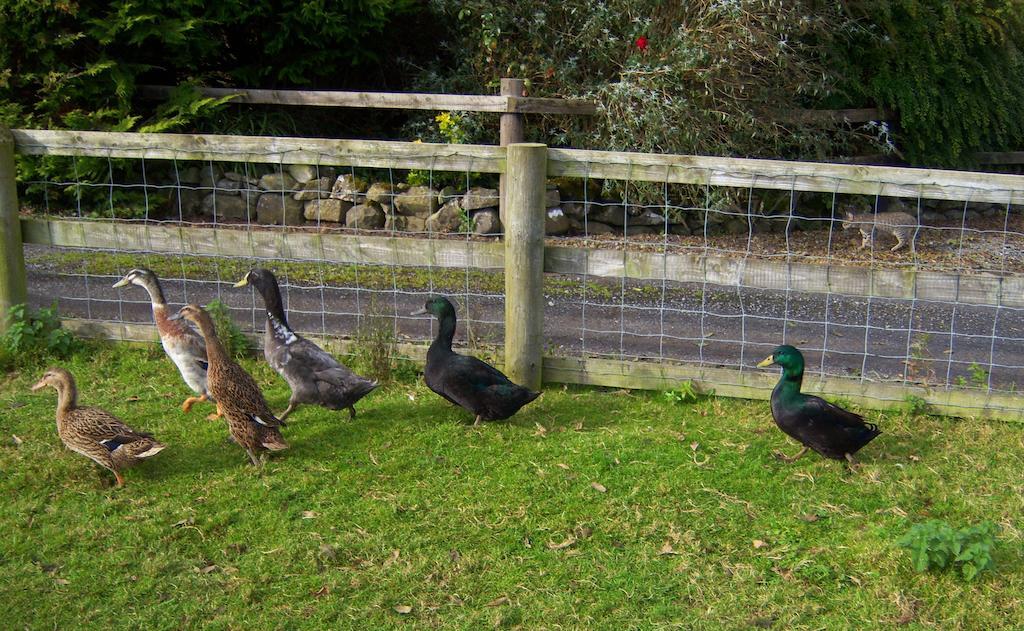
[841,211,918,252]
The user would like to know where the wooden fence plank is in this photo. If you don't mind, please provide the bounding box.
[11,129,506,174]
[547,148,1024,205]
[137,85,597,115]
[19,217,506,270]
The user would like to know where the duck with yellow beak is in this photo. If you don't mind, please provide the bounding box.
[757,345,880,465]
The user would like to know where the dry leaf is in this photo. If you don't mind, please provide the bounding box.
[384,549,400,567]
[799,513,820,523]
[200,564,219,574]
[54,578,70,586]
[591,481,607,493]
[486,596,510,607]
[573,421,584,431]
[369,451,379,466]
[546,535,577,550]
[11,435,23,447]
[301,511,319,519]
[556,463,570,470]
[394,605,412,615]
[126,396,140,402]
[449,549,461,564]
[659,541,679,555]
[752,539,767,549]
[312,585,330,598]
[533,423,548,437]
[690,442,699,451]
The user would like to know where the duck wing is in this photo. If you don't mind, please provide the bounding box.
[216,361,286,428]
[273,338,377,406]
[167,313,209,370]
[795,395,881,459]
[432,354,538,420]
[66,407,155,445]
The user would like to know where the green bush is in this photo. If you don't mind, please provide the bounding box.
[826,1,1024,166]
[1,303,82,370]
[897,519,999,580]
[204,299,251,360]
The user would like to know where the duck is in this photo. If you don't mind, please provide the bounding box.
[112,268,218,418]
[31,367,166,487]
[233,268,377,421]
[757,345,880,464]
[177,304,288,466]
[413,295,540,425]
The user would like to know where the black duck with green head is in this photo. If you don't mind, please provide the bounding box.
[413,295,540,425]
[757,345,880,463]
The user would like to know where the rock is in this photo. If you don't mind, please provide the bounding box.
[438,186,460,206]
[545,207,572,235]
[346,202,385,230]
[545,187,560,209]
[222,171,258,186]
[366,182,396,205]
[583,221,617,235]
[395,186,440,217]
[426,200,465,233]
[293,177,334,201]
[669,222,691,236]
[330,174,368,203]
[304,198,351,223]
[385,214,426,232]
[258,172,298,193]
[240,188,262,207]
[178,166,202,185]
[919,211,943,224]
[462,187,499,211]
[588,204,666,227]
[198,164,221,189]
[256,193,304,225]
[624,225,659,236]
[562,201,586,219]
[286,164,317,184]
[167,188,203,216]
[215,178,244,195]
[472,209,501,235]
[723,218,748,235]
[550,177,601,202]
[201,193,248,221]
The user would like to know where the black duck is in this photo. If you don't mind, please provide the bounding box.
[758,345,880,464]
[413,295,540,425]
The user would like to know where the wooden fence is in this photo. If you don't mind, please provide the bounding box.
[5,127,1024,420]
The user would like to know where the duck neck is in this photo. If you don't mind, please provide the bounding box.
[138,277,166,307]
[55,379,78,417]
[194,315,230,364]
[258,281,290,331]
[429,311,457,356]
[774,366,804,403]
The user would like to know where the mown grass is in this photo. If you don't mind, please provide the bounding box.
[2,344,1023,629]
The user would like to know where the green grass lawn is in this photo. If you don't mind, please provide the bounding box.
[2,344,1022,629]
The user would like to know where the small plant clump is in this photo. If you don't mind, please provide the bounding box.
[353,299,398,383]
[897,519,999,581]
[663,381,705,404]
[1,303,82,370]
[204,299,251,359]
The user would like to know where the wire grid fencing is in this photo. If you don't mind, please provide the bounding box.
[12,131,1024,414]
[16,141,508,361]
[546,159,1024,410]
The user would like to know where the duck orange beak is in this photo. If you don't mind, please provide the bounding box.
[756,355,776,368]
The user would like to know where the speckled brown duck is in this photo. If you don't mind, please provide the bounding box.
[177,304,288,466]
[31,367,166,487]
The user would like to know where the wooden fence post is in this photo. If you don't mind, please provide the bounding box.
[0,127,27,332]
[498,78,525,225]
[504,142,546,390]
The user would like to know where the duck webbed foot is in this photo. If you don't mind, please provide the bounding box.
[182,393,208,413]
[773,446,808,463]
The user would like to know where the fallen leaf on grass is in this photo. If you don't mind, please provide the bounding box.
[591,481,607,493]
[199,564,219,574]
[546,535,577,550]
[449,549,460,564]
[54,578,70,586]
[556,463,570,470]
[301,511,319,519]
[312,585,330,598]
[12,435,23,447]
[659,541,679,555]
[752,539,768,549]
[799,513,820,523]
[394,605,412,615]
[384,549,400,567]
[573,421,584,431]
[369,451,379,466]
[486,596,510,607]
[125,396,140,402]
[533,423,548,437]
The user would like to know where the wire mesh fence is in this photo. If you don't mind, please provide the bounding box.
[10,129,1024,416]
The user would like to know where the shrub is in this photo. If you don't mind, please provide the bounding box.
[897,519,999,580]
[1,303,82,370]
[353,299,398,383]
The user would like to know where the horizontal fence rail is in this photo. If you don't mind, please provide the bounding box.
[7,128,1024,421]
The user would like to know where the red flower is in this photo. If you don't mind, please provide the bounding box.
[635,36,649,52]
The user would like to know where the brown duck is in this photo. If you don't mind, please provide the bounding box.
[31,367,166,487]
[177,304,288,466]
